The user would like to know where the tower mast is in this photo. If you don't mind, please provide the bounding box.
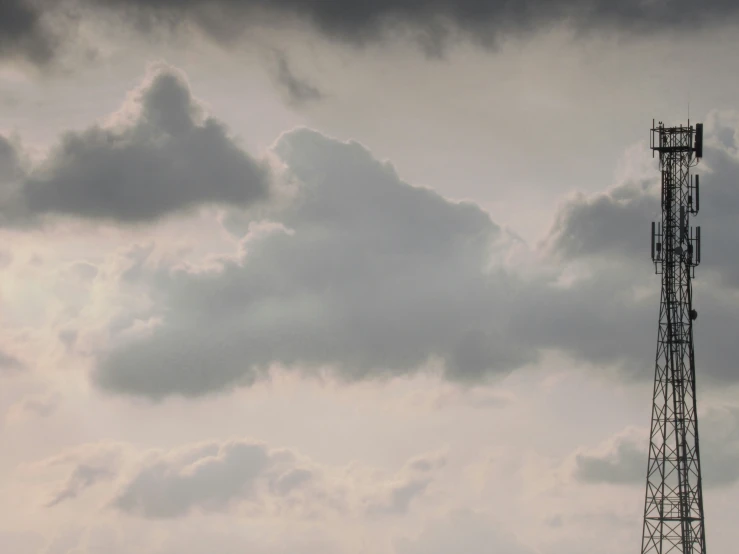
[642,121,705,554]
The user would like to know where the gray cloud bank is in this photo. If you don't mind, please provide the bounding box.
[0,0,56,65]
[92,126,538,397]
[0,66,269,225]
[4,66,738,399]
[7,1,739,66]
[91,0,739,42]
[83,103,739,398]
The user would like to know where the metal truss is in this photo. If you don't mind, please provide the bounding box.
[642,121,705,554]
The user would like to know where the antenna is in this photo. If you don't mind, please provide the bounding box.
[695,174,700,212]
[695,123,704,158]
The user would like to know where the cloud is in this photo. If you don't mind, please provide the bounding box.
[41,438,444,519]
[538,112,739,383]
[6,1,739,69]
[269,50,324,107]
[0,135,28,227]
[573,427,647,486]
[33,443,125,507]
[47,464,116,507]
[0,349,24,372]
[366,479,431,516]
[547,112,739,285]
[84,1,739,55]
[0,135,25,184]
[545,179,658,262]
[0,0,56,65]
[0,65,269,225]
[91,127,538,398]
[573,407,739,488]
[84,108,739,398]
[365,453,446,516]
[112,440,282,517]
[6,392,60,422]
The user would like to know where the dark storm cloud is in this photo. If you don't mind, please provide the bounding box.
[0,67,269,224]
[84,0,739,50]
[574,407,739,488]
[5,1,739,67]
[0,0,55,64]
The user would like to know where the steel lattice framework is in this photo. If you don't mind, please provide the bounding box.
[642,121,705,554]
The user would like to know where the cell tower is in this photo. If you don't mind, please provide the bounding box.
[642,120,705,554]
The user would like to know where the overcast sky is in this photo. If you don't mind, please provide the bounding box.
[2,1,739,553]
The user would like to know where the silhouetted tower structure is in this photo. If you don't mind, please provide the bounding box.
[643,121,705,554]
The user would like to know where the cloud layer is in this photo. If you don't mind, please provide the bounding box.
[91,126,538,397]
[94,0,739,41]
[0,0,55,64]
[6,1,739,66]
[73,100,739,398]
[0,66,269,225]
[4,67,738,400]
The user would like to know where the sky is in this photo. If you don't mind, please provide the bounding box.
[2,1,739,552]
